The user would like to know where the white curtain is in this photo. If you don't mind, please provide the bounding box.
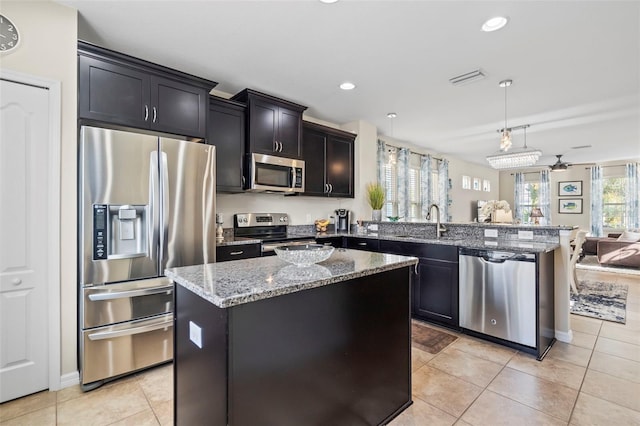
[397,148,410,219]
[539,170,551,225]
[420,154,432,218]
[514,172,526,223]
[590,166,604,236]
[626,162,640,229]
[437,159,450,222]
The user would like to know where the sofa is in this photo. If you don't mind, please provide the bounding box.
[584,231,640,268]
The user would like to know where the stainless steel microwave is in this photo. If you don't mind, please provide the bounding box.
[248,153,305,193]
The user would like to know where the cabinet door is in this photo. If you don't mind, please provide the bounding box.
[301,126,327,196]
[277,107,302,158]
[249,99,278,155]
[79,55,151,129]
[208,101,245,193]
[316,237,343,248]
[326,135,354,198]
[151,76,208,138]
[413,259,459,327]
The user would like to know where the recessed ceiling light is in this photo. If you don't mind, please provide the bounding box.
[387,112,397,118]
[482,16,508,32]
[339,82,356,90]
[319,0,339,3]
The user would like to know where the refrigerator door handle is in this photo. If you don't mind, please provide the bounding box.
[149,151,160,261]
[87,316,173,341]
[202,145,216,264]
[160,151,170,267]
[88,285,173,301]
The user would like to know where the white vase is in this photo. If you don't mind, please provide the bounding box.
[372,209,382,221]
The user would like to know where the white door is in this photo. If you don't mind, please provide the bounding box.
[0,79,50,402]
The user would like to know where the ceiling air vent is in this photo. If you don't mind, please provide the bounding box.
[449,69,486,86]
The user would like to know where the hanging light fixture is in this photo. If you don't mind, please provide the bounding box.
[486,124,543,169]
[498,79,512,151]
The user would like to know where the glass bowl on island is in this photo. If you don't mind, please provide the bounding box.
[274,244,334,266]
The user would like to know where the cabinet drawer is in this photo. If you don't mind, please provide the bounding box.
[217,244,261,262]
[316,236,344,248]
[344,237,379,251]
[379,240,458,262]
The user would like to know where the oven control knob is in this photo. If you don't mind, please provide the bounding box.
[280,217,287,222]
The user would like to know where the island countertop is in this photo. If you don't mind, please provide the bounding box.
[166,248,418,308]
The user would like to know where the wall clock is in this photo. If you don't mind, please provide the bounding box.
[0,14,20,54]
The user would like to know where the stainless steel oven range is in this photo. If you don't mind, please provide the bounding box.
[78,126,216,391]
[233,213,316,255]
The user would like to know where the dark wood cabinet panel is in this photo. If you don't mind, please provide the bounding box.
[78,55,150,129]
[78,41,215,138]
[208,97,246,193]
[344,237,379,252]
[301,121,355,198]
[316,236,343,248]
[232,89,306,159]
[216,243,261,262]
[413,258,459,326]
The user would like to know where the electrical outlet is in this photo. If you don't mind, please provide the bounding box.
[484,240,498,246]
[518,230,534,240]
[484,229,498,238]
[189,321,202,349]
[368,224,379,231]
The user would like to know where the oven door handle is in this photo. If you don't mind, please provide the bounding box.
[88,285,173,301]
[87,316,173,341]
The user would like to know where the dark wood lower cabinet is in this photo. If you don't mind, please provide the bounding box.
[216,243,261,262]
[413,257,459,327]
[174,267,412,425]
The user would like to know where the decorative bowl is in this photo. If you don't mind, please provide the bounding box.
[274,244,334,266]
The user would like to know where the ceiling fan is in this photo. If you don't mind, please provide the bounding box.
[549,154,572,172]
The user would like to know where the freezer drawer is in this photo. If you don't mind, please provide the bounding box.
[83,278,173,329]
[81,314,173,385]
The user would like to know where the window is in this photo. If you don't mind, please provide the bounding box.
[521,182,540,223]
[381,146,440,221]
[602,176,626,229]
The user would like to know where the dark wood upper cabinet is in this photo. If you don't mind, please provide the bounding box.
[231,89,307,159]
[207,96,246,193]
[78,41,216,138]
[301,121,356,198]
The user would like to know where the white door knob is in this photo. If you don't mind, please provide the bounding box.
[12,278,22,285]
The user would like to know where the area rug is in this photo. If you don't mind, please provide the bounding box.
[570,279,628,324]
[576,255,640,276]
[411,321,457,354]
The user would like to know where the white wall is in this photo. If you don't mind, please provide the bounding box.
[1,1,77,376]
[448,160,500,222]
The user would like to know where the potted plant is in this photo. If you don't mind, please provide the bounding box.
[366,182,385,221]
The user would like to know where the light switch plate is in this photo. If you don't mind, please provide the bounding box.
[484,229,498,238]
[518,230,534,240]
[368,224,379,231]
[189,321,202,349]
[484,240,498,246]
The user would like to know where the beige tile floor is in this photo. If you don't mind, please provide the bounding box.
[1,268,638,425]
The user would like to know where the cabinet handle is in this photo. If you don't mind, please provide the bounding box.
[229,251,244,256]
[278,141,283,152]
[152,107,157,123]
[144,105,149,121]
[329,183,333,193]
[414,263,419,275]
[357,242,367,246]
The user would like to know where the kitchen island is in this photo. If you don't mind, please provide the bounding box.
[166,249,418,426]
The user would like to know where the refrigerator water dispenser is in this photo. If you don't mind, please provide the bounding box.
[93,204,148,260]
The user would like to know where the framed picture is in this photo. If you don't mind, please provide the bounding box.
[473,178,481,191]
[558,198,583,214]
[558,180,582,196]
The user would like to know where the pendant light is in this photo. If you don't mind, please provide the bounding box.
[499,79,512,151]
[486,124,542,169]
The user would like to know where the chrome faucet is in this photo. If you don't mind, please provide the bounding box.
[426,203,447,239]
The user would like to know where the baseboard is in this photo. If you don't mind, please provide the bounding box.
[555,329,573,343]
[59,371,80,389]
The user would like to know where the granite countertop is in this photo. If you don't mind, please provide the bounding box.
[315,232,559,253]
[166,249,418,308]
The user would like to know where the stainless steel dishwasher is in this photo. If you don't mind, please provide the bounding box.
[459,248,537,348]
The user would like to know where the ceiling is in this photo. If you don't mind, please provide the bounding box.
[59,0,640,168]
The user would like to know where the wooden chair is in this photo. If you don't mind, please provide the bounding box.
[568,230,587,293]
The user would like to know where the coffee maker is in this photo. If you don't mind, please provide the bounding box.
[335,209,351,233]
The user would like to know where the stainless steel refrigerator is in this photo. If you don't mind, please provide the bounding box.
[78,125,215,390]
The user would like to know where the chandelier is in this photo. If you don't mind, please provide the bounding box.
[486,80,542,169]
[487,124,542,169]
